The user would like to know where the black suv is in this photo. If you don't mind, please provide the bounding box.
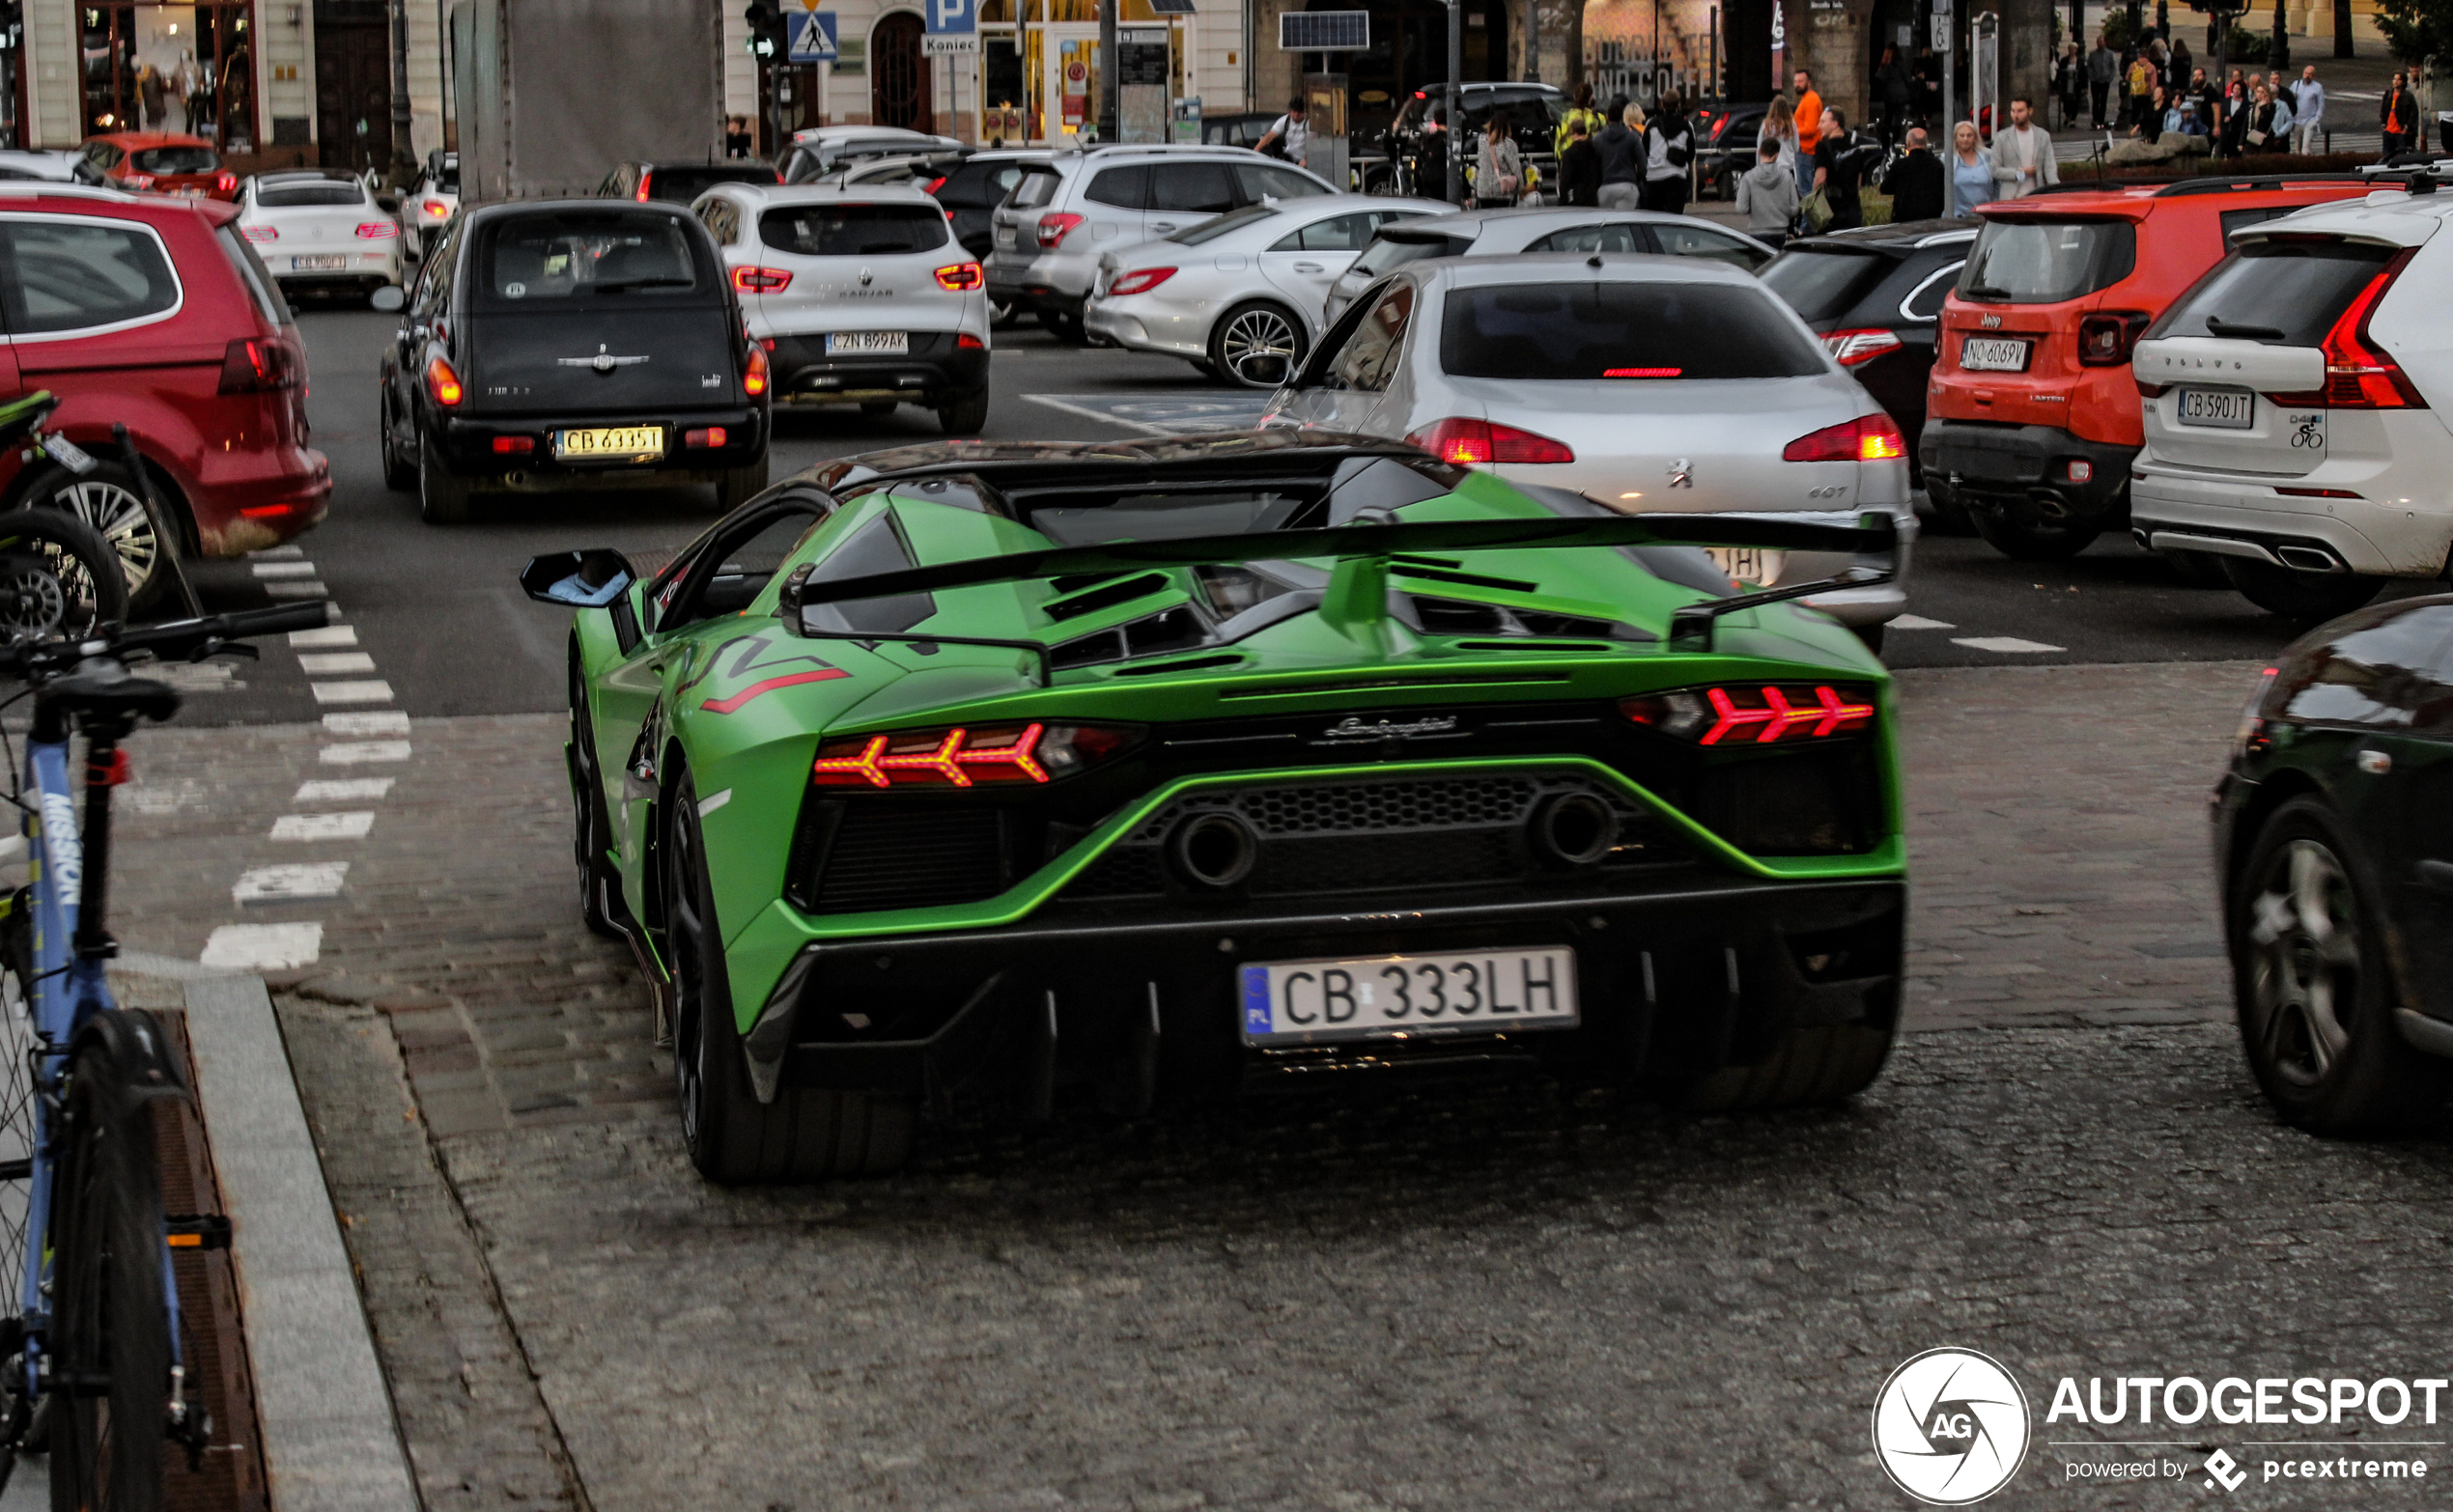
[598,160,781,204]
[1761,218,1976,500]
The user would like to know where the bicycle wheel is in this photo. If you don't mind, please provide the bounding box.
[48,1027,170,1512]
[0,510,126,643]
[0,892,37,1442]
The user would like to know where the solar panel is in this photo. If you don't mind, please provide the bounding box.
[1278,10,1368,49]
[1147,0,1197,14]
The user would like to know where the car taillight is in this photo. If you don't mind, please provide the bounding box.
[684,427,728,448]
[2077,311,2151,367]
[1782,413,1906,462]
[924,176,947,194]
[217,336,300,394]
[242,224,277,242]
[634,173,653,203]
[425,354,464,407]
[810,722,1139,788]
[2318,255,2426,409]
[492,435,535,454]
[934,261,984,291]
[356,221,398,239]
[1821,327,1904,367]
[1107,266,1176,296]
[732,266,794,293]
[1402,418,1574,465]
[1036,211,1086,249]
[1621,685,1877,745]
[423,199,448,216]
[125,173,154,189]
[214,171,237,193]
[744,344,769,398]
[957,332,987,350]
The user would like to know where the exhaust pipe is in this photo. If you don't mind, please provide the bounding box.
[1531,793,1620,868]
[1169,811,1258,889]
[2274,545,2349,574]
[2025,487,2073,521]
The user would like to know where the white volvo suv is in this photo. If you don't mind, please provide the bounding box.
[2129,179,2453,620]
[692,182,992,434]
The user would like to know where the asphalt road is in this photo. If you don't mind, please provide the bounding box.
[165,306,2433,726]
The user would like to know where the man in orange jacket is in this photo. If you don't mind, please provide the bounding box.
[1793,68,1822,141]
[2382,71,2418,157]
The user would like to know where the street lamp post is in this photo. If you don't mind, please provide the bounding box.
[1447,0,1463,200]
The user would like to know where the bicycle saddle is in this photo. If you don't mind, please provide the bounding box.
[36,667,181,726]
[0,391,58,450]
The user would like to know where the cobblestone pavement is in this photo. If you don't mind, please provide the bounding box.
[116,657,2453,1510]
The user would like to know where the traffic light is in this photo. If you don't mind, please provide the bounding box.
[745,0,784,59]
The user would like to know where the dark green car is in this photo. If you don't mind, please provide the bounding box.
[524,431,1909,1182]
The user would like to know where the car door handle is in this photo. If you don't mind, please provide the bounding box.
[1293,261,1324,273]
[1148,221,1176,233]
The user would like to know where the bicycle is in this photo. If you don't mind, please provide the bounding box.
[0,515,328,1509]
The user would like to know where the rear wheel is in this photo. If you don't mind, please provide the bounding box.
[417,434,472,525]
[664,772,914,1183]
[1660,1022,1897,1114]
[378,393,416,491]
[936,390,990,436]
[2220,557,2385,622]
[48,1027,172,1512]
[0,508,127,641]
[16,462,174,618]
[2161,548,2234,587]
[568,649,623,941]
[1038,307,1088,345]
[1968,505,2101,560]
[1209,301,1308,389]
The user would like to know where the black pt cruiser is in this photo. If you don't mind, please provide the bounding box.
[379,199,772,524]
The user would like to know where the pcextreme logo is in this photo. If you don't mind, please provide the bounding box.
[1873,1348,2034,1505]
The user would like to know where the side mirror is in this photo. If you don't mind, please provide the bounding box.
[370,285,407,313]
[521,548,636,606]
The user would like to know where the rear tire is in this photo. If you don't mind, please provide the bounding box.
[1968,505,2101,560]
[379,394,416,491]
[664,772,914,1183]
[0,508,127,641]
[2162,548,2234,588]
[417,434,471,525]
[714,458,770,514]
[2220,557,2385,622]
[48,1026,172,1512]
[936,390,990,436]
[1209,300,1308,389]
[16,461,175,619]
[1661,1022,1897,1114]
[1038,307,1088,345]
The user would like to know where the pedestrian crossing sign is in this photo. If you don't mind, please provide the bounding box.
[788,10,837,62]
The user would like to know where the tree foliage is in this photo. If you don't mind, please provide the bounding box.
[2377,0,2453,66]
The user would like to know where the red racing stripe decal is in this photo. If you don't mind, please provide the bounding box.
[699,668,849,714]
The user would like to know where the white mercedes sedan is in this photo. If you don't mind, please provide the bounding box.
[1262,255,1915,640]
[1083,192,1452,388]
[235,170,405,303]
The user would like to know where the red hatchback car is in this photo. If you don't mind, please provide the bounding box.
[77,133,239,200]
[0,183,327,612]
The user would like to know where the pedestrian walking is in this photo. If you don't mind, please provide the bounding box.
[2382,71,2418,158]
[1596,100,1646,209]
[1558,116,1602,207]
[1811,108,1865,231]
[1790,71,1822,197]
[2290,65,2325,154]
[2055,42,2085,130]
[2219,71,2249,157]
[2087,35,2119,128]
[1474,112,1523,209]
[724,115,754,157]
[1734,138,1798,248]
[1992,98,2057,195]
[1886,125,1944,222]
[2126,50,2157,131]
[1949,121,1997,211]
[1877,46,1912,142]
[1916,44,1945,127]
[1255,97,1311,163]
[1554,82,1606,158]
[1642,94,1694,215]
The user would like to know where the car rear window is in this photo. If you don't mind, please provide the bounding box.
[1086,165,1147,210]
[476,209,713,303]
[0,218,181,334]
[2149,238,2399,346]
[129,145,216,175]
[646,165,780,202]
[939,161,1028,207]
[256,181,364,208]
[1010,166,1061,210]
[1956,217,2136,303]
[1762,247,1889,322]
[1441,282,1825,380]
[1349,232,1471,280]
[759,203,948,256]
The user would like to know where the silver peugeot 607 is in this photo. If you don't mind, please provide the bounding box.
[1263,254,1916,643]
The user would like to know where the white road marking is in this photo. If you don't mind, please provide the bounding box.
[296,777,393,802]
[252,561,319,579]
[153,662,242,692]
[271,812,376,841]
[265,581,329,599]
[296,652,377,675]
[697,787,732,818]
[1891,614,1956,630]
[290,625,358,648]
[1951,635,2067,654]
[234,862,350,905]
[311,680,395,705]
[324,711,409,736]
[201,922,323,969]
[250,545,306,560]
[320,741,411,764]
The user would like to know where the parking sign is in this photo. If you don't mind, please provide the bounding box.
[787,10,836,62]
[924,0,979,49]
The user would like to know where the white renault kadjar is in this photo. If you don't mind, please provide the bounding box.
[1262,254,1915,640]
[2129,181,2453,620]
[235,170,405,301]
[692,181,992,434]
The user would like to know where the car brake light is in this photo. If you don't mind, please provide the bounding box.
[934,262,984,291]
[125,173,154,189]
[1621,685,1877,745]
[2078,311,2151,367]
[1821,327,1904,366]
[1782,413,1906,462]
[492,435,535,454]
[423,198,449,216]
[684,427,728,448]
[744,344,769,398]
[356,221,398,239]
[218,336,300,394]
[1036,211,1086,249]
[1107,266,1176,296]
[214,171,237,193]
[634,173,653,203]
[924,176,948,194]
[2317,254,2426,409]
[1403,418,1574,465]
[425,354,464,407]
[810,722,1138,788]
[1602,367,1680,378]
[957,331,987,350]
[732,266,794,293]
[242,224,277,242]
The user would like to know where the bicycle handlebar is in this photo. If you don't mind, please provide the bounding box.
[0,600,334,680]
